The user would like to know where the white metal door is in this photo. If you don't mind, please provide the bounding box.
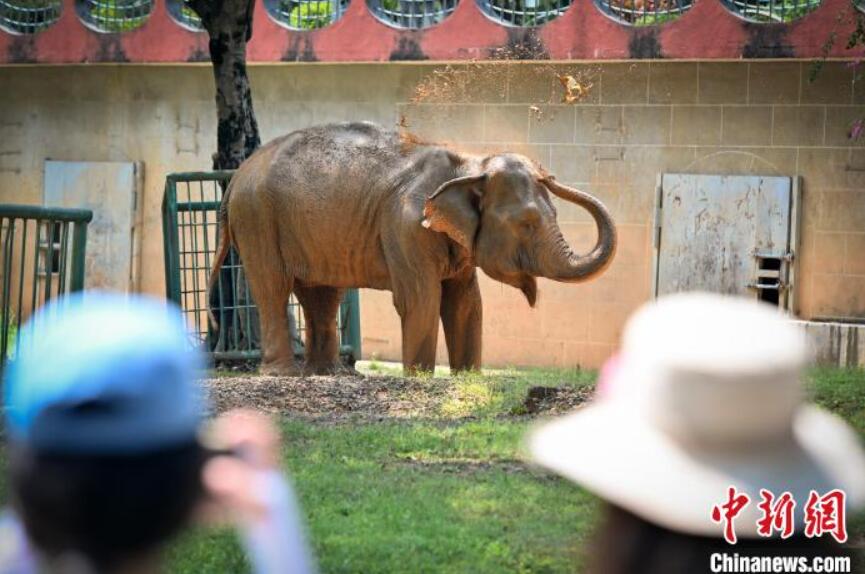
[44,160,142,292]
[653,174,798,309]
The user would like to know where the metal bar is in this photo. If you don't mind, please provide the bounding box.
[344,289,362,361]
[199,179,213,348]
[243,269,253,352]
[788,176,802,314]
[229,249,240,351]
[0,205,92,223]
[70,220,88,292]
[161,179,175,302]
[1,217,14,362]
[15,219,28,353]
[176,201,222,213]
[167,171,236,183]
[187,181,204,345]
[752,249,794,261]
[651,174,663,298]
[164,178,182,304]
[747,281,787,291]
[215,221,227,352]
[29,221,40,317]
[43,220,54,303]
[211,349,262,361]
[57,221,69,294]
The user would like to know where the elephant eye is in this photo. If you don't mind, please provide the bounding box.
[520,205,541,229]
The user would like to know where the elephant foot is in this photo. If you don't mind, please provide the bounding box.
[260,359,304,377]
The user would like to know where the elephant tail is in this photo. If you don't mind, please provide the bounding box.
[207,192,233,331]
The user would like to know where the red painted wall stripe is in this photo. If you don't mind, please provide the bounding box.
[0,0,862,63]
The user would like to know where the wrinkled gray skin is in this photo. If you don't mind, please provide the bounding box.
[209,122,617,375]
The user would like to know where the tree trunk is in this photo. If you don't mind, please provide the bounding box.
[187,0,260,170]
[188,0,260,353]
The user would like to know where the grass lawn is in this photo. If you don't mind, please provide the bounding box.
[163,366,865,573]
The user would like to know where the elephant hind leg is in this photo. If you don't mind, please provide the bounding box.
[232,230,299,377]
[294,285,344,375]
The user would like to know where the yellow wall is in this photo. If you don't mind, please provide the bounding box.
[1,62,863,368]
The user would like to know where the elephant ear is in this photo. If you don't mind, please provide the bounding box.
[421,174,486,253]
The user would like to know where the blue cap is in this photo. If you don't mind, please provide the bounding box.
[4,292,207,455]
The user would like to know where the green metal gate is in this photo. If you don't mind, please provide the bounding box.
[0,204,92,367]
[162,171,361,363]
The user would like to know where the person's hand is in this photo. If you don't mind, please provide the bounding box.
[197,409,282,525]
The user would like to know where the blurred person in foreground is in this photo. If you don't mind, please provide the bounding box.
[0,293,316,574]
[530,293,865,574]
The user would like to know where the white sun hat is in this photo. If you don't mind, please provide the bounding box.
[529,292,865,539]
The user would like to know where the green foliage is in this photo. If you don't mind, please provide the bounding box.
[811,10,864,141]
[806,367,865,435]
[1,0,61,33]
[286,0,334,29]
[632,10,682,26]
[179,4,202,27]
[87,0,150,32]
[736,0,821,23]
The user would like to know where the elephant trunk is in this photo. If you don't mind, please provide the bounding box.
[538,178,617,283]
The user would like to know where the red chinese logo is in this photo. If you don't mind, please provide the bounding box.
[804,489,847,544]
[712,487,847,545]
[756,489,796,539]
[711,486,751,544]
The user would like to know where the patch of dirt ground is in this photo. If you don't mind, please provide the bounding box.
[205,375,592,421]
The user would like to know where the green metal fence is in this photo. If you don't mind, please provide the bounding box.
[162,171,362,364]
[0,204,92,367]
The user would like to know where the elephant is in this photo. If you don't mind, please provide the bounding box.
[208,250,303,355]
[208,122,616,376]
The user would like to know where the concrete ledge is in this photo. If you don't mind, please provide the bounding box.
[795,320,865,368]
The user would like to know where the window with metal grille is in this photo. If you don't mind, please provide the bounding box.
[0,0,61,34]
[595,0,693,25]
[367,0,458,29]
[264,0,349,30]
[75,0,152,33]
[477,0,571,26]
[720,0,821,22]
[166,0,203,31]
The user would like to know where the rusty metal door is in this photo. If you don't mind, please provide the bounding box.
[653,174,799,309]
[44,161,142,292]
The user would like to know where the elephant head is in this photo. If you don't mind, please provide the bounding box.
[422,153,617,306]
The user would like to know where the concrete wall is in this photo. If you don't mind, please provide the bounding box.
[1,62,863,368]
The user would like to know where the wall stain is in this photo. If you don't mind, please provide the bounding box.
[847,326,859,367]
[187,45,210,63]
[94,36,129,62]
[490,28,549,60]
[283,36,318,62]
[7,35,36,63]
[742,25,794,58]
[628,29,662,59]
[390,35,427,61]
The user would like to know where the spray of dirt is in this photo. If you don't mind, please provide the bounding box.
[407,54,598,123]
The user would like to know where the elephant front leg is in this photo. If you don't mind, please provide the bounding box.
[441,269,482,372]
[395,286,442,375]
